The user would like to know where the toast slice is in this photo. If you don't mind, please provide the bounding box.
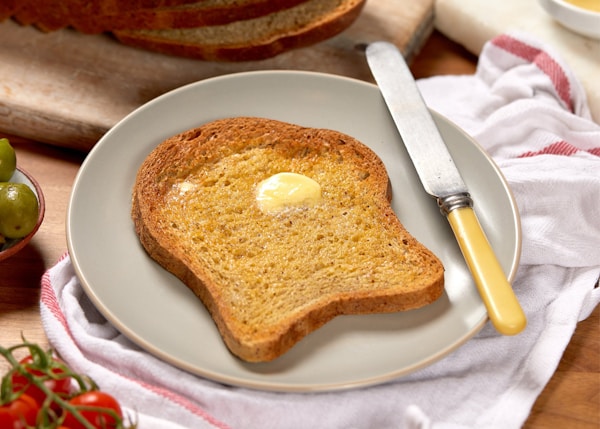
[131,117,445,362]
[114,0,366,61]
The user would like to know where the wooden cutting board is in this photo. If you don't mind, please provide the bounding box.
[0,0,434,152]
[435,0,600,124]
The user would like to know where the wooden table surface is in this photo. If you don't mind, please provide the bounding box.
[0,31,598,428]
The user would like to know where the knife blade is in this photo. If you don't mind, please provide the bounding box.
[366,41,526,335]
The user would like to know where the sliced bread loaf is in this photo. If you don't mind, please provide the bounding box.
[114,0,366,61]
[57,0,312,34]
[1,0,32,23]
[0,0,19,22]
[14,0,201,29]
[131,116,445,362]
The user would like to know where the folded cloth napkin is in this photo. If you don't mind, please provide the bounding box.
[40,31,600,429]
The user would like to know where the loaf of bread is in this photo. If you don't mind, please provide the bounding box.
[114,0,366,61]
[79,0,311,34]
[31,0,312,34]
[0,0,18,22]
[13,0,200,28]
[7,0,365,61]
[131,117,445,362]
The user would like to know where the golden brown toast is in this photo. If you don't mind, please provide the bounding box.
[131,117,444,362]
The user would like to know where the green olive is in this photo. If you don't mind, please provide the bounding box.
[0,183,39,239]
[0,138,17,182]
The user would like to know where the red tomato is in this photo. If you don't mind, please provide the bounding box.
[10,355,72,408]
[0,394,39,429]
[62,391,123,429]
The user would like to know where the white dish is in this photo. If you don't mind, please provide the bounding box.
[539,0,600,39]
[67,71,521,392]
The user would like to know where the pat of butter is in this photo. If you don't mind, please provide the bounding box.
[256,172,321,213]
[177,181,195,193]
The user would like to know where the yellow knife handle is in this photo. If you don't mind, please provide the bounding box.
[447,206,527,335]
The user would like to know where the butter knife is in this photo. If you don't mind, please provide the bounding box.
[366,41,526,335]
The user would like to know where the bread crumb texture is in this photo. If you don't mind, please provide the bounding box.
[132,117,444,361]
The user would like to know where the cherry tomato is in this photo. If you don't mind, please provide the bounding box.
[62,391,123,429]
[0,394,39,429]
[11,355,72,409]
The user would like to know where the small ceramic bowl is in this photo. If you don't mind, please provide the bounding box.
[539,0,600,39]
[0,168,46,261]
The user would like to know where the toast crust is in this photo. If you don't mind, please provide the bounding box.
[132,117,444,362]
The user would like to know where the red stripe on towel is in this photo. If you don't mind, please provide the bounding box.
[519,141,579,157]
[39,256,231,429]
[492,34,573,112]
[40,263,70,333]
[519,140,600,158]
[123,375,233,429]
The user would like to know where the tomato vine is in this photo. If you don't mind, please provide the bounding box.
[0,339,135,429]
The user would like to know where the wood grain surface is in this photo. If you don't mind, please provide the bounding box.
[0,31,598,428]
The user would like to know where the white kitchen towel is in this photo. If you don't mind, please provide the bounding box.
[40,31,600,429]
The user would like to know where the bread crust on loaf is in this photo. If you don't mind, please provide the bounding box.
[68,0,312,34]
[132,117,444,362]
[114,0,366,61]
[0,0,19,22]
[14,0,200,30]
[9,0,365,62]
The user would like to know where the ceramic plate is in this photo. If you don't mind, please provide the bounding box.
[67,71,521,392]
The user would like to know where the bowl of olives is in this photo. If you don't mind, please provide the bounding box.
[0,138,45,261]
